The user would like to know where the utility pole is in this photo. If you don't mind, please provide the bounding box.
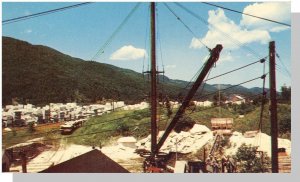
[150,2,157,155]
[269,41,278,173]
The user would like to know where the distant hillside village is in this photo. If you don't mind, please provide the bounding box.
[2,94,247,128]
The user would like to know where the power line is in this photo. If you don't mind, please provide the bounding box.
[175,57,267,105]
[201,2,291,27]
[196,74,267,100]
[205,57,267,82]
[159,91,267,132]
[163,3,211,51]
[2,2,93,25]
[276,65,290,78]
[175,57,208,100]
[174,2,264,59]
[156,5,165,70]
[142,4,150,74]
[90,3,141,61]
[276,53,291,77]
[175,74,267,109]
[258,62,267,131]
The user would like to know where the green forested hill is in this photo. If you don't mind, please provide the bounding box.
[2,36,264,105]
[2,37,184,105]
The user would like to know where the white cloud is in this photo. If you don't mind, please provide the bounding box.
[240,2,290,32]
[246,53,253,57]
[25,29,32,34]
[202,51,234,65]
[110,45,147,61]
[165,64,177,69]
[219,51,234,63]
[24,10,31,16]
[190,9,271,50]
[20,29,32,34]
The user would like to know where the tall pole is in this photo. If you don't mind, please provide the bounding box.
[269,41,278,173]
[150,2,157,155]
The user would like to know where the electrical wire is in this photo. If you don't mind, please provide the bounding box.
[201,2,291,27]
[2,2,93,25]
[158,91,268,131]
[195,74,267,101]
[174,2,263,59]
[156,5,165,71]
[164,3,211,51]
[90,3,141,61]
[276,53,291,77]
[205,57,267,82]
[276,65,290,78]
[258,65,267,131]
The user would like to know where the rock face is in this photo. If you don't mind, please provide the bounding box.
[136,124,214,154]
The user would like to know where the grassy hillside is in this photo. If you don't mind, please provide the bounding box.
[2,103,290,148]
[234,103,291,138]
[67,104,290,147]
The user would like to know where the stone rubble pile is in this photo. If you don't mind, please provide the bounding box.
[225,131,291,157]
[136,124,214,154]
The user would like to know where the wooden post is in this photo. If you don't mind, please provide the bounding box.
[20,151,27,173]
[150,2,157,155]
[203,147,206,162]
[269,41,279,173]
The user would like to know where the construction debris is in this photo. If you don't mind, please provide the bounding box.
[117,137,137,149]
[225,131,291,157]
[136,124,214,154]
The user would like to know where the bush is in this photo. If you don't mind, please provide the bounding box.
[27,122,36,133]
[233,144,270,173]
[130,109,151,120]
[279,115,291,134]
[234,103,255,115]
[116,122,130,136]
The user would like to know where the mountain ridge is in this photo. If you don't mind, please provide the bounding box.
[2,36,264,105]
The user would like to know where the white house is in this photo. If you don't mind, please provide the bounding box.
[228,94,246,105]
[203,100,213,107]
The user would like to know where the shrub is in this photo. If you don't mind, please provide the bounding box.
[233,144,270,173]
[27,122,36,133]
[116,122,130,136]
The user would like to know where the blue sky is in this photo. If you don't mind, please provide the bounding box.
[2,2,291,90]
